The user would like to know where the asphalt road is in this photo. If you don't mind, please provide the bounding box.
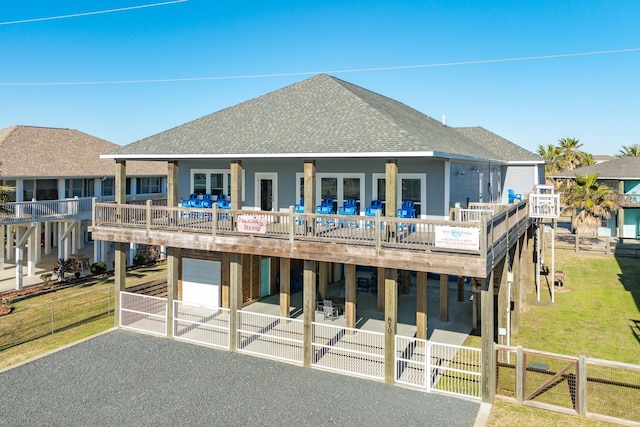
[0,330,480,426]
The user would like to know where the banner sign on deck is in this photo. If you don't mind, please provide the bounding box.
[237,215,267,234]
[434,225,479,250]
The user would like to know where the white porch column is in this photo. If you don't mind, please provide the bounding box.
[101,240,109,264]
[27,225,37,276]
[70,222,78,255]
[15,180,24,202]
[14,227,24,290]
[5,225,13,261]
[57,179,66,200]
[129,242,137,266]
[58,222,66,259]
[34,222,42,264]
[44,221,52,255]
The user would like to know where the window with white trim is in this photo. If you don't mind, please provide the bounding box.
[296,172,365,213]
[190,169,244,201]
[137,177,161,194]
[372,173,426,217]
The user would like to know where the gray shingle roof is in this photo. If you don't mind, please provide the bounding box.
[105,74,539,163]
[552,156,640,180]
[0,126,166,179]
[453,126,542,163]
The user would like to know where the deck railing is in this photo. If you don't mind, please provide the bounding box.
[0,197,93,225]
[92,199,529,258]
[529,193,561,219]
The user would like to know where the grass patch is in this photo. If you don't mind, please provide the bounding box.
[0,263,166,370]
[475,248,640,425]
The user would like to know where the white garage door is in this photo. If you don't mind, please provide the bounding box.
[182,258,221,307]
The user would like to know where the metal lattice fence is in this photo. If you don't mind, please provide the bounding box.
[585,357,640,424]
[173,301,230,349]
[119,292,167,336]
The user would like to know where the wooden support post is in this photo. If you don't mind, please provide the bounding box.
[439,273,449,322]
[303,260,317,367]
[318,261,328,299]
[457,276,465,302]
[401,269,410,294]
[167,161,179,207]
[416,271,427,340]
[221,253,230,308]
[385,160,398,242]
[279,257,291,318]
[472,279,480,331]
[166,247,180,337]
[114,242,126,327]
[230,161,243,210]
[481,273,496,403]
[345,264,356,329]
[384,268,398,384]
[113,159,127,326]
[304,160,316,236]
[229,253,243,351]
[377,267,384,311]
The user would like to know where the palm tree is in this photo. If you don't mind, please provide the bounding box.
[563,174,618,236]
[537,144,562,184]
[616,144,640,157]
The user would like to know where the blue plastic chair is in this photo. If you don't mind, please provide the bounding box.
[294,199,305,225]
[397,201,416,232]
[508,189,522,203]
[338,205,358,228]
[364,200,383,229]
[315,204,335,227]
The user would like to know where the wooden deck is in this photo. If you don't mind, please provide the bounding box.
[90,201,531,278]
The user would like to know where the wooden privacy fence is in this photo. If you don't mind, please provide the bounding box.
[495,344,640,426]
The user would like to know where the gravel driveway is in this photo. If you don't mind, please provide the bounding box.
[0,330,480,426]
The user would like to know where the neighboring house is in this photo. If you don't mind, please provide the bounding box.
[95,74,545,399]
[593,154,615,164]
[553,156,640,238]
[0,125,167,287]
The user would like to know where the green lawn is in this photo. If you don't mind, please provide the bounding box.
[484,248,640,425]
[0,263,167,370]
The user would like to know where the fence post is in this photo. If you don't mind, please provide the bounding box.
[289,206,295,243]
[146,199,152,231]
[577,355,587,416]
[375,209,381,251]
[425,341,431,392]
[516,346,523,404]
[212,203,218,237]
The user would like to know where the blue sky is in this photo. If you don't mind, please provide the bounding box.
[1,0,638,156]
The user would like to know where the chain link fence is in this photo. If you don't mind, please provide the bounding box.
[0,286,114,351]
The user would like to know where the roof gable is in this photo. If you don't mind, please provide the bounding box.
[106,74,532,162]
[552,156,640,180]
[0,125,165,178]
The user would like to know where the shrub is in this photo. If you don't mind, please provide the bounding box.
[90,262,107,275]
[40,272,53,286]
[52,259,74,282]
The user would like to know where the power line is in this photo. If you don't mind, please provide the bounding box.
[0,0,187,26]
[0,47,639,87]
